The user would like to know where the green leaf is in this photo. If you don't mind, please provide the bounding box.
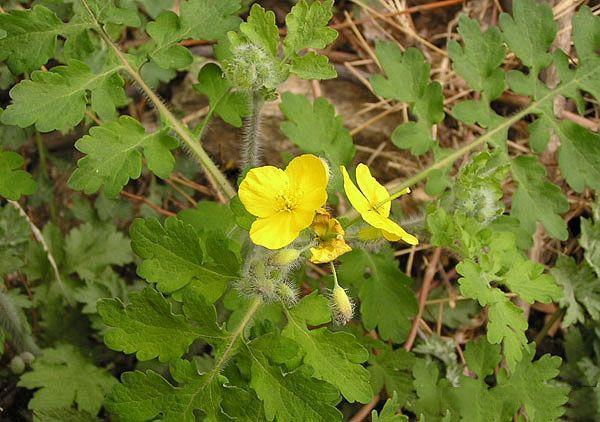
[193,63,251,128]
[147,11,193,70]
[107,360,224,422]
[411,359,454,419]
[64,222,133,280]
[463,337,501,378]
[371,43,443,155]
[284,0,337,55]
[98,288,219,362]
[0,5,65,75]
[18,344,116,415]
[282,292,372,403]
[34,408,100,422]
[499,0,556,74]
[338,249,418,343]
[511,155,569,240]
[136,0,174,19]
[0,149,36,200]
[457,259,528,370]
[73,268,128,315]
[239,4,279,56]
[0,204,31,276]
[279,92,355,186]
[179,0,242,42]
[555,121,600,193]
[495,344,569,421]
[68,116,178,197]
[1,60,126,132]
[178,200,236,235]
[247,336,342,421]
[369,347,414,404]
[581,204,600,276]
[448,15,505,101]
[290,51,337,80]
[221,386,267,421]
[130,217,237,294]
[552,255,600,326]
[371,392,407,422]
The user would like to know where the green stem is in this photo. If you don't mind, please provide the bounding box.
[79,0,235,200]
[0,289,40,355]
[330,262,340,288]
[242,91,264,169]
[534,307,566,345]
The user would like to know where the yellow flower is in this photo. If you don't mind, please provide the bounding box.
[239,154,328,249]
[309,209,352,264]
[340,164,418,245]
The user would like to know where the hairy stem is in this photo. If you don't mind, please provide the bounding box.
[8,200,72,306]
[79,0,235,201]
[241,91,264,169]
[0,290,40,356]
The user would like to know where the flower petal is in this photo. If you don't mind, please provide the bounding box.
[355,164,391,217]
[286,154,328,212]
[249,208,315,249]
[341,165,371,215]
[239,166,288,218]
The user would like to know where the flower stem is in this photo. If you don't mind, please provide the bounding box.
[241,91,264,169]
[79,0,235,201]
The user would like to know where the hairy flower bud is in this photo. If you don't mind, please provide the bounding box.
[270,248,300,266]
[276,282,298,306]
[330,284,354,325]
[223,43,286,92]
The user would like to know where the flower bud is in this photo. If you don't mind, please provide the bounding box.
[10,356,25,374]
[20,351,35,366]
[330,284,354,325]
[223,43,286,92]
[270,249,300,266]
[276,282,298,306]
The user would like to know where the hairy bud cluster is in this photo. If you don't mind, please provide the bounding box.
[237,247,302,304]
[223,43,286,92]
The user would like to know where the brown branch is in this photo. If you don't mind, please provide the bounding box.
[120,191,176,217]
[349,394,380,422]
[405,247,442,351]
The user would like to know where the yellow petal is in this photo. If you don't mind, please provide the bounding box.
[340,165,371,215]
[309,239,352,264]
[355,164,391,217]
[286,154,328,212]
[381,220,419,245]
[239,166,289,218]
[249,208,314,249]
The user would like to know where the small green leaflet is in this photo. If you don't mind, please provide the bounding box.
[247,335,343,421]
[290,51,337,80]
[555,121,600,193]
[0,5,66,75]
[64,222,133,280]
[280,92,355,189]
[371,42,444,155]
[448,15,504,101]
[0,149,36,200]
[1,60,127,132]
[147,0,241,70]
[552,255,600,327]
[511,155,569,240]
[68,116,179,198]
[193,63,251,128]
[284,0,338,55]
[98,288,220,362]
[282,292,372,404]
[146,11,193,70]
[130,217,238,295]
[338,249,418,343]
[371,392,407,422]
[499,0,556,75]
[18,344,116,415]
[238,4,279,56]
